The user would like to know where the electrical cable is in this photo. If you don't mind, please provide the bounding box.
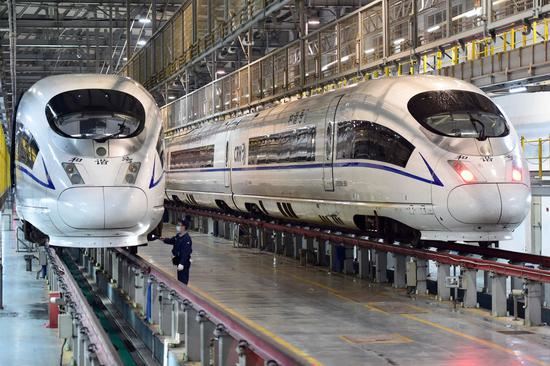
[59,338,67,366]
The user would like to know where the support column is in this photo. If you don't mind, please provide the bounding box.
[199,311,216,366]
[541,266,550,308]
[358,248,370,280]
[483,270,491,294]
[214,325,232,366]
[151,284,160,325]
[436,263,451,301]
[328,242,335,272]
[393,254,406,288]
[525,281,542,326]
[490,273,507,317]
[184,307,200,361]
[416,259,427,294]
[375,250,387,283]
[208,218,214,235]
[158,286,172,336]
[462,269,477,308]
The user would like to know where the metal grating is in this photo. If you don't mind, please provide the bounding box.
[367,302,428,314]
[497,330,535,335]
[341,333,413,345]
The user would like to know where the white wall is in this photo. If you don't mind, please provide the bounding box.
[493,92,550,255]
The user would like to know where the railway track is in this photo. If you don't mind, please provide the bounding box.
[166,203,550,283]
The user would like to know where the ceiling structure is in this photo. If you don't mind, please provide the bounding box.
[0,0,365,129]
[0,0,182,124]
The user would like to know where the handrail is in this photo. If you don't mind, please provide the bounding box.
[521,136,550,178]
[169,205,550,283]
[114,248,306,366]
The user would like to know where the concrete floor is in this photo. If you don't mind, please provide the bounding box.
[140,225,550,366]
[0,222,63,366]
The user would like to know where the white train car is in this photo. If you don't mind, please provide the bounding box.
[166,75,531,245]
[15,74,165,247]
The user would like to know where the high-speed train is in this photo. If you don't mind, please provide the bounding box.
[14,74,165,247]
[165,75,531,245]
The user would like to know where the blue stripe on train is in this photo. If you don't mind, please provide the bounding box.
[169,154,444,187]
[17,158,56,190]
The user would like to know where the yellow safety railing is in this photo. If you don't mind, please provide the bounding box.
[521,136,550,178]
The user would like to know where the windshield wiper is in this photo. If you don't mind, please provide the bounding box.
[470,117,487,141]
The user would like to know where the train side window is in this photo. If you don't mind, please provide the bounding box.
[169,145,214,170]
[248,126,316,165]
[15,122,40,168]
[336,120,414,168]
[156,128,164,168]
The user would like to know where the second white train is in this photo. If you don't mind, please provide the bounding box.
[165,76,531,245]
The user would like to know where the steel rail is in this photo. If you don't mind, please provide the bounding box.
[48,248,123,366]
[168,205,550,283]
[114,248,305,366]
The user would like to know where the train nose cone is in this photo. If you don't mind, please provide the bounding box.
[447,183,530,225]
[58,187,147,230]
[497,183,531,224]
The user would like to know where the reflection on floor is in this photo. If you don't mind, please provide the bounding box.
[140,225,550,366]
[0,222,63,366]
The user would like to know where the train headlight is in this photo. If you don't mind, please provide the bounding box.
[512,168,522,182]
[62,163,84,184]
[125,162,141,184]
[448,160,476,183]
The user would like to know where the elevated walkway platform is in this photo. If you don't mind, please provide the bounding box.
[138,225,550,366]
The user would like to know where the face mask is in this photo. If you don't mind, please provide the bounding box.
[176,225,182,232]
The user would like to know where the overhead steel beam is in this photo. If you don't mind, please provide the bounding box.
[0,19,129,28]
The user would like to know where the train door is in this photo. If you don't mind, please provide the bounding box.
[224,134,231,189]
[323,95,343,191]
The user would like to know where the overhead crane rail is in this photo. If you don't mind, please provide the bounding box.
[123,0,550,135]
[167,205,550,283]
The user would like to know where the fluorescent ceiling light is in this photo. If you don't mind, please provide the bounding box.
[509,86,527,93]
[364,48,375,55]
[216,69,226,75]
[168,95,176,100]
[137,39,147,46]
[393,38,405,45]
[452,7,482,21]
[123,57,128,61]
[138,18,151,24]
[308,19,320,25]
[426,25,440,33]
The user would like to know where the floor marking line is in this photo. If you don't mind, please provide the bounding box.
[401,314,550,366]
[188,285,325,366]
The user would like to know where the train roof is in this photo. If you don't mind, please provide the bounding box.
[25,74,154,105]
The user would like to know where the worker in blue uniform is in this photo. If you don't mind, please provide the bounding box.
[161,219,193,285]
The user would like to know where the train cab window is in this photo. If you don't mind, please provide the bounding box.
[15,123,40,168]
[169,145,214,169]
[156,129,165,167]
[336,120,414,167]
[408,90,509,140]
[248,126,316,165]
[45,89,146,140]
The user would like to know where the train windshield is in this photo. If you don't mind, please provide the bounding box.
[45,89,145,140]
[407,90,509,140]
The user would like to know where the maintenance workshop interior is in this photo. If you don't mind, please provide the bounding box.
[1,0,550,365]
